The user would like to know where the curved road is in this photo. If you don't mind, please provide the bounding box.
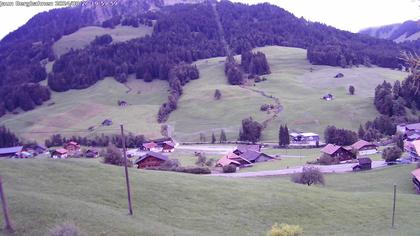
[210,161,387,178]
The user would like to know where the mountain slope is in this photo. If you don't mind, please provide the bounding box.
[359,20,420,42]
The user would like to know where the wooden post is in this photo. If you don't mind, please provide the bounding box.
[0,176,14,232]
[120,124,133,215]
[391,184,397,228]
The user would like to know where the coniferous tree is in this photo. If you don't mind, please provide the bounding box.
[211,132,216,144]
[220,129,227,143]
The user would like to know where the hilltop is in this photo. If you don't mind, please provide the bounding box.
[359,20,420,43]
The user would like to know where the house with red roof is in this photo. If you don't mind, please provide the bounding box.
[142,142,161,152]
[51,148,68,159]
[162,141,176,153]
[350,140,378,156]
[321,144,355,161]
[64,141,80,154]
[216,152,252,167]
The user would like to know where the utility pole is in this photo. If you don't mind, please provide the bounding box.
[0,176,14,232]
[120,124,133,215]
[391,184,397,228]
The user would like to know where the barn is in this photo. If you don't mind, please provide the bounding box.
[0,146,23,158]
[216,152,252,167]
[239,150,275,163]
[233,144,261,155]
[352,157,372,171]
[135,151,168,169]
[321,144,355,161]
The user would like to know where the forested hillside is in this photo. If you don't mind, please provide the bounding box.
[0,0,419,117]
[360,20,420,42]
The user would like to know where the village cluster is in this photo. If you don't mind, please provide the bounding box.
[1,123,419,191]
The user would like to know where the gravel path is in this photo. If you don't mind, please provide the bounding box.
[210,161,387,178]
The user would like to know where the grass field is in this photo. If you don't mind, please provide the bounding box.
[0,46,409,143]
[0,76,168,142]
[53,25,152,57]
[0,159,419,236]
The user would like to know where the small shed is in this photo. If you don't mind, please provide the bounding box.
[52,148,68,159]
[352,157,372,171]
[351,140,378,156]
[135,151,168,169]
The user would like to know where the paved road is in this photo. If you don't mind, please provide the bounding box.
[176,144,236,154]
[210,161,387,178]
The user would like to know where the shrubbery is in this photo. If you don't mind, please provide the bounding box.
[222,164,237,173]
[102,144,132,167]
[382,146,402,163]
[291,167,325,186]
[49,222,85,236]
[267,223,303,236]
[318,154,339,165]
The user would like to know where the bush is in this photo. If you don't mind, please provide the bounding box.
[49,222,85,236]
[382,146,402,163]
[102,144,132,167]
[318,154,338,165]
[291,166,325,186]
[177,166,211,174]
[222,164,237,173]
[160,159,180,169]
[267,223,303,236]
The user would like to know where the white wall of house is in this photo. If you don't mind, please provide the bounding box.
[358,149,377,156]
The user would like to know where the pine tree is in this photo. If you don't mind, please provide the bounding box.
[211,132,216,144]
[284,124,290,146]
[220,129,227,143]
[279,125,284,146]
[358,124,365,139]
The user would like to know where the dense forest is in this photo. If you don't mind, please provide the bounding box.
[0,0,419,117]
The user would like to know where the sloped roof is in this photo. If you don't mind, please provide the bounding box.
[143,142,157,149]
[54,148,68,154]
[412,168,420,182]
[358,157,372,165]
[135,151,168,164]
[351,140,377,150]
[0,146,23,155]
[216,157,240,167]
[163,141,175,148]
[321,144,342,155]
[67,141,79,146]
[240,150,261,162]
[407,133,420,140]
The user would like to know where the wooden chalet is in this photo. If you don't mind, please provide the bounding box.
[352,157,372,171]
[233,144,261,155]
[351,140,378,156]
[51,148,68,159]
[239,150,275,163]
[142,142,161,152]
[411,169,420,193]
[23,144,47,155]
[135,151,168,169]
[321,144,355,161]
[162,141,176,153]
[64,141,80,154]
[0,146,23,158]
[216,152,252,167]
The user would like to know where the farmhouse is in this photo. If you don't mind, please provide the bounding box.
[162,141,176,153]
[411,169,420,193]
[51,148,68,159]
[23,144,47,155]
[142,142,161,152]
[239,150,276,163]
[64,141,80,154]
[352,157,372,171]
[216,152,252,167]
[405,140,420,161]
[233,144,261,155]
[321,144,355,161]
[351,140,378,156]
[135,151,168,169]
[290,132,320,145]
[0,146,23,158]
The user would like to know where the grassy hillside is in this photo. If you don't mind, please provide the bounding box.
[0,76,168,142]
[171,46,407,142]
[52,25,152,57]
[0,46,408,143]
[0,159,419,236]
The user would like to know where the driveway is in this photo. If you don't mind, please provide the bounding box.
[210,161,387,178]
